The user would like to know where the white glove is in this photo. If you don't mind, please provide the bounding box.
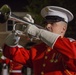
[26,26,60,48]
[23,14,34,24]
[23,14,40,40]
[23,14,60,48]
[4,30,21,47]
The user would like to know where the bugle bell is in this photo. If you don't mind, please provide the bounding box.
[0,4,11,23]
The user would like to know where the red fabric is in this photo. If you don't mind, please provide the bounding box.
[0,56,23,74]
[9,61,23,70]
[54,37,76,59]
[3,37,76,75]
[54,37,76,71]
[0,59,3,63]
[10,73,22,75]
[9,61,23,75]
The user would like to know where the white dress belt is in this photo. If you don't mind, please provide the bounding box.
[10,70,22,73]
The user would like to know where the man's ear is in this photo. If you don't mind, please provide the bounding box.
[62,25,67,33]
[61,25,67,34]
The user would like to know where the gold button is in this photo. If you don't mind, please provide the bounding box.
[45,56,48,59]
[41,71,44,75]
[47,49,50,52]
[43,64,46,67]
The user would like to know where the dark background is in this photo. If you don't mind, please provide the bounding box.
[0,0,76,39]
[0,0,29,12]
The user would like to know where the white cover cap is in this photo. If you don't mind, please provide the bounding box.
[41,6,74,23]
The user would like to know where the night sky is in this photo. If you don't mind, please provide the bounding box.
[0,0,29,11]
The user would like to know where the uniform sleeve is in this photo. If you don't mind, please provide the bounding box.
[3,44,30,65]
[53,37,76,59]
[53,37,76,71]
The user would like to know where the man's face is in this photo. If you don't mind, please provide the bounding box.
[45,21,67,35]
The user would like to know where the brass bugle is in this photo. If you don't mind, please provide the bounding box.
[9,13,45,29]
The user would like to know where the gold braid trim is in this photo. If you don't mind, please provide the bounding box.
[62,59,73,75]
[64,69,73,75]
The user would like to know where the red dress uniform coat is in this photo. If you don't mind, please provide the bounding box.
[9,60,23,75]
[3,37,76,75]
[0,58,23,75]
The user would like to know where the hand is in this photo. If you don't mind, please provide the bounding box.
[4,30,21,46]
[23,14,34,24]
[23,14,41,41]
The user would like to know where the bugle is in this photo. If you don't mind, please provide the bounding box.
[10,13,44,29]
[0,4,45,29]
